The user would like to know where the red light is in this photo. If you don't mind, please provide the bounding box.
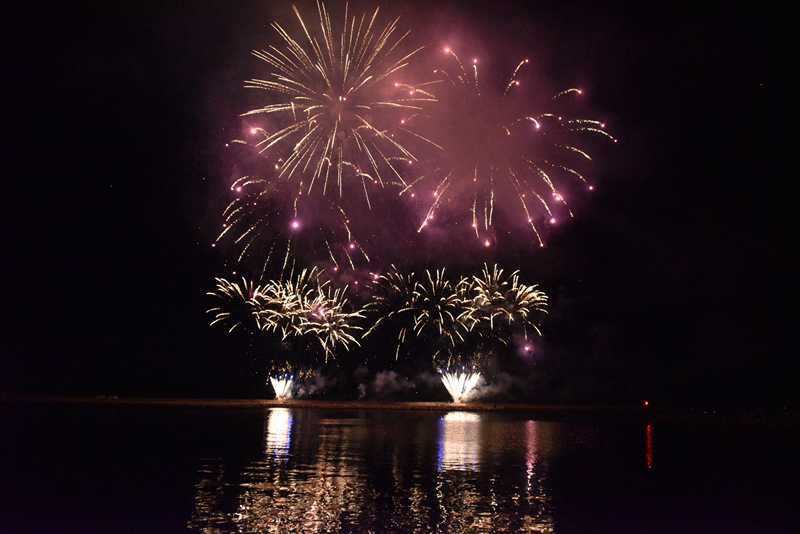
[643,400,650,408]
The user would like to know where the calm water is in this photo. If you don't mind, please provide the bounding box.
[1,404,797,533]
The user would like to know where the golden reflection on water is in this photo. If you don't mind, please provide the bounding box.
[265,408,292,459]
[438,411,481,471]
[188,409,556,533]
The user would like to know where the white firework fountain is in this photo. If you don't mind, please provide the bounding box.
[269,374,294,400]
[440,369,482,403]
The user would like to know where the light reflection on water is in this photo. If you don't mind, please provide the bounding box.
[265,407,292,459]
[187,409,605,533]
[438,411,481,471]
[5,405,795,532]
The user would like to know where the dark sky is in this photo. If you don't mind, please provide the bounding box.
[4,1,788,404]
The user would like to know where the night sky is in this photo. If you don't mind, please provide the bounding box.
[4,1,788,406]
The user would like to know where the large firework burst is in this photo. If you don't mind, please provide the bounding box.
[401,46,616,248]
[243,2,428,195]
[217,2,432,271]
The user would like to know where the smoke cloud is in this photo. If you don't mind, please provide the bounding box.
[295,372,336,398]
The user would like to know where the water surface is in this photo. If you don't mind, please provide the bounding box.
[2,404,797,532]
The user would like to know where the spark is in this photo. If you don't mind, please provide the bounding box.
[211,269,364,364]
[270,375,294,400]
[405,46,615,248]
[242,2,429,205]
[206,277,264,334]
[440,370,482,403]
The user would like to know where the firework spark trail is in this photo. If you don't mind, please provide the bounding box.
[270,375,294,400]
[440,370,482,403]
[206,277,264,334]
[218,2,438,270]
[302,284,365,361]
[208,268,365,367]
[469,263,548,338]
[404,46,616,248]
[363,265,417,359]
[267,361,316,400]
[410,269,472,346]
[215,166,374,273]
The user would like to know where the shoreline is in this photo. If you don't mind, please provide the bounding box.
[4,394,796,424]
[6,394,634,413]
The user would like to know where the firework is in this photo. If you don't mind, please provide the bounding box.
[270,375,294,400]
[267,360,315,400]
[362,265,417,359]
[253,267,322,338]
[469,263,548,338]
[218,2,433,271]
[216,176,371,273]
[209,268,364,365]
[243,1,429,195]
[435,351,486,403]
[302,285,365,361]
[410,269,472,346]
[206,277,264,333]
[440,370,482,403]
[403,47,616,247]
